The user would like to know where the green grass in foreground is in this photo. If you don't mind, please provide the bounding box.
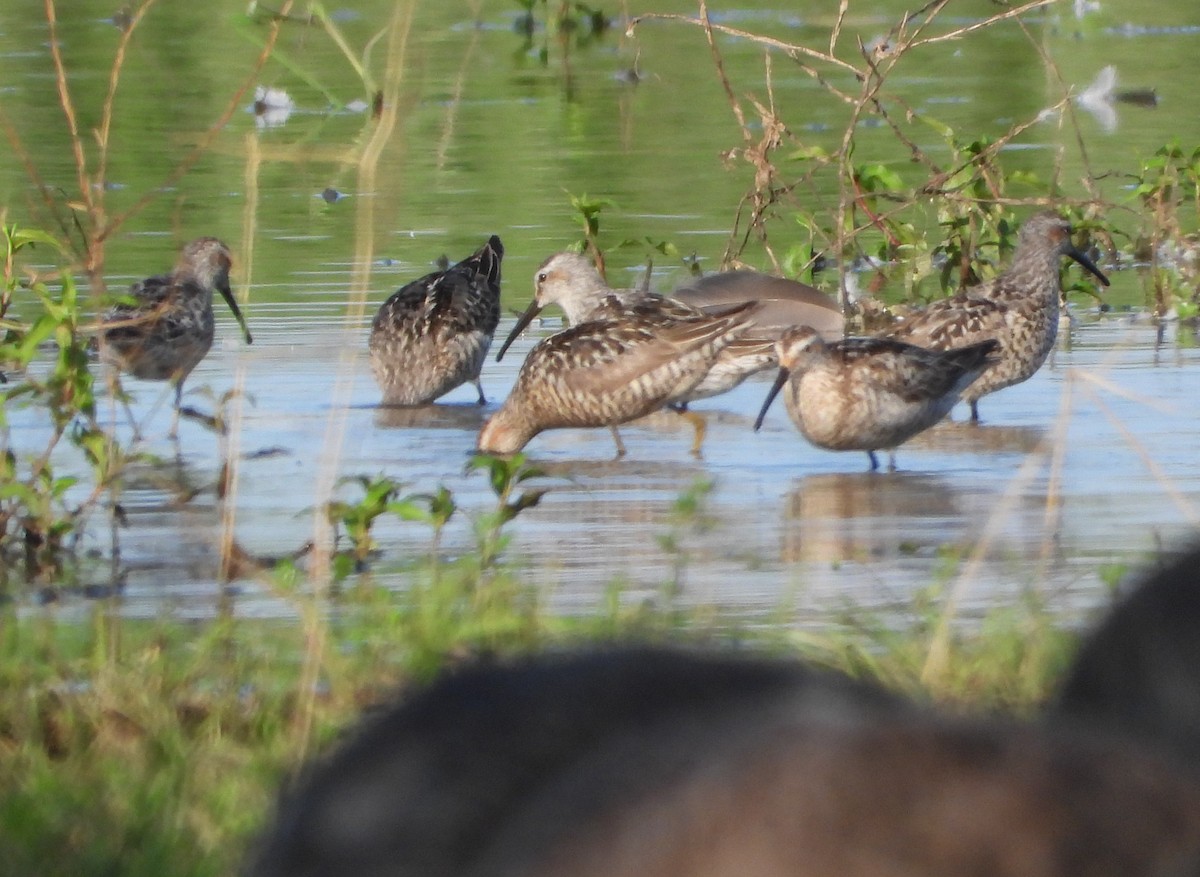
[0,567,1083,877]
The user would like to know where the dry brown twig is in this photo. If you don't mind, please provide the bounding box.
[905,0,1057,50]
[96,0,159,216]
[629,0,1104,290]
[28,0,296,297]
[627,10,860,79]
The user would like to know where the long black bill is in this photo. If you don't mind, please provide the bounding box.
[1066,245,1110,288]
[754,367,790,432]
[495,299,543,362]
[218,281,253,344]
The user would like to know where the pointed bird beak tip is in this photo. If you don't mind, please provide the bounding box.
[496,301,544,362]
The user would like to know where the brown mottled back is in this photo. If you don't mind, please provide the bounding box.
[885,212,1108,420]
[477,302,758,455]
[756,326,998,469]
[369,236,503,406]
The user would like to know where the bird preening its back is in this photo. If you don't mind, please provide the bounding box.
[369,235,504,407]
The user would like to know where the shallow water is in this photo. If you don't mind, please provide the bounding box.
[3,1,1200,625]
[55,307,1200,628]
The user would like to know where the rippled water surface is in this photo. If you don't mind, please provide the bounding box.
[3,0,1200,625]
[57,311,1200,626]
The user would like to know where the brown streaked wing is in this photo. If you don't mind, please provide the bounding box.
[531,323,652,381]
[543,309,751,398]
[833,337,996,404]
[562,340,685,397]
[889,295,1010,349]
[556,320,716,397]
[587,293,704,324]
[724,336,777,359]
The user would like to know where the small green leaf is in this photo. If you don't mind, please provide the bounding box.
[787,145,830,162]
[9,227,66,253]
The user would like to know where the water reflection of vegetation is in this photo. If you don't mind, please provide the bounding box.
[0,0,1193,596]
[0,0,1192,612]
[0,226,119,589]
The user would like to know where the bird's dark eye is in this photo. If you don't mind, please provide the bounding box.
[537,272,548,284]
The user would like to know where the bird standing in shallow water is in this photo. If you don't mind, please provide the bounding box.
[477,302,759,457]
[495,251,843,453]
[884,211,1109,422]
[755,326,999,471]
[497,252,844,393]
[369,235,503,407]
[100,236,252,438]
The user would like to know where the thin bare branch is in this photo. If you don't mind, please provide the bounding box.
[829,0,850,57]
[906,0,1057,49]
[885,0,953,53]
[96,0,297,246]
[627,12,861,77]
[97,0,158,198]
[44,0,95,220]
[698,0,749,143]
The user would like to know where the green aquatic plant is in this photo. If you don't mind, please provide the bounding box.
[467,452,548,576]
[0,225,122,587]
[324,476,464,584]
[1129,140,1200,317]
[389,485,457,576]
[655,477,716,603]
[562,191,697,288]
[566,191,618,275]
[325,474,406,577]
[319,457,549,592]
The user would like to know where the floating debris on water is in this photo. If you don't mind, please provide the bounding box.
[1076,66,1157,133]
[1077,65,1119,132]
[251,86,294,129]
